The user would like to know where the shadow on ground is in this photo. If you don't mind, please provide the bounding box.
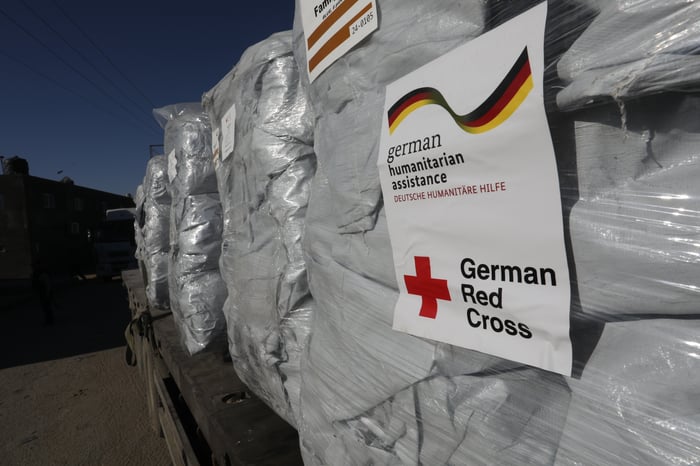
[0,276,131,369]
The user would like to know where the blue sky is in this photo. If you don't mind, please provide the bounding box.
[0,1,295,196]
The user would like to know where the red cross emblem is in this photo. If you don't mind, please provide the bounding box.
[404,256,451,319]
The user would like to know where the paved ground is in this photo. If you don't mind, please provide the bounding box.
[0,276,171,466]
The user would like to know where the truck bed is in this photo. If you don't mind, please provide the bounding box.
[122,269,303,465]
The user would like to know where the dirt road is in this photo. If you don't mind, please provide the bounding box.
[0,277,171,466]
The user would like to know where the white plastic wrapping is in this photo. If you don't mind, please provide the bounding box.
[202,31,315,427]
[292,1,571,464]
[142,155,171,309]
[154,103,227,355]
[292,0,700,465]
[556,0,700,110]
[555,319,700,465]
[569,99,700,320]
[299,166,567,465]
[295,0,486,234]
[133,183,145,262]
[553,2,700,461]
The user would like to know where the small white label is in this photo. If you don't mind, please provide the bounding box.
[167,149,177,183]
[212,127,221,162]
[221,104,236,161]
[299,0,379,82]
[377,3,573,376]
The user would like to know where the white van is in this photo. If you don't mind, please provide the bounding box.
[95,208,137,279]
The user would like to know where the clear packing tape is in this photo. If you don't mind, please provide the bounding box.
[290,0,700,464]
[153,103,227,355]
[202,31,315,427]
[142,155,171,309]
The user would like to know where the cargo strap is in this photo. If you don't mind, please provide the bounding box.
[124,309,171,367]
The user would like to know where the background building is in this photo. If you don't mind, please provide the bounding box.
[0,157,134,280]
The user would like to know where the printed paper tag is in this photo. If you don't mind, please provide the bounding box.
[299,0,378,82]
[377,3,573,376]
[221,104,236,161]
[212,127,221,162]
[167,149,177,183]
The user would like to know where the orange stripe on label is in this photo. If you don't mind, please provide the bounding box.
[307,0,359,49]
[308,2,372,72]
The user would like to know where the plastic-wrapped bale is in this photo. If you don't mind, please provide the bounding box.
[555,319,700,465]
[295,0,700,464]
[153,103,227,355]
[202,31,315,426]
[142,155,171,309]
[133,183,145,262]
[171,193,226,354]
[552,0,700,320]
[551,2,700,463]
[300,167,571,466]
[291,1,583,464]
[568,97,700,320]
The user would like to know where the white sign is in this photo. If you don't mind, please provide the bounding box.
[221,104,236,161]
[167,149,177,183]
[377,3,573,376]
[299,0,378,82]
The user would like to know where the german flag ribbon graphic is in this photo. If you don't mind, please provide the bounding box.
[388,47,533,135]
